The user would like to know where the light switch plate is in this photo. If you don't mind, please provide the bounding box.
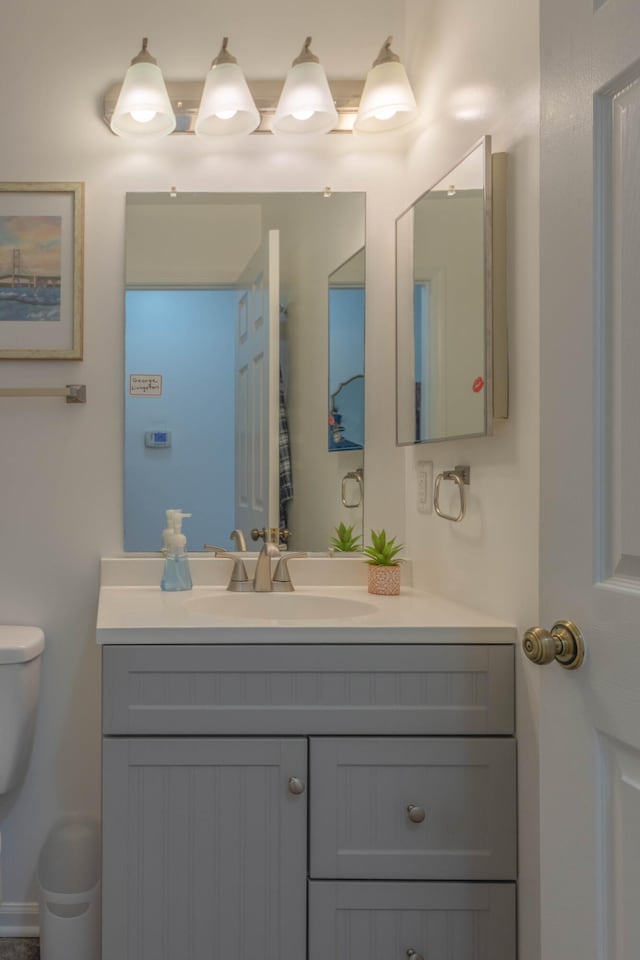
[417,460,433,513]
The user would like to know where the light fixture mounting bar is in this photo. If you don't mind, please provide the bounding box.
[103,79,363,134]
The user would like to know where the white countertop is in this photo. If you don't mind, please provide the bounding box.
[96,558,516,645]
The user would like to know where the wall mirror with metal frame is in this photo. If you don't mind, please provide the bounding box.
[124,192,365,554]
[396,136,507,445]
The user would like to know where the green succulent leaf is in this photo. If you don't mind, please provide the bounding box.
[329,521,362,552]
[363,528,404,565]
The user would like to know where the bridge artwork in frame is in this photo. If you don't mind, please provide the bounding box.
[0,182,84,359]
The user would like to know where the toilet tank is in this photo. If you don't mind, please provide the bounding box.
[0,626,45,794]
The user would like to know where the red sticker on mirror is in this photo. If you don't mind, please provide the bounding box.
[472,376,485,393]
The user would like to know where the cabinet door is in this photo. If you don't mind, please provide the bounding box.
[309,881,516,960]
[102,738,307,960]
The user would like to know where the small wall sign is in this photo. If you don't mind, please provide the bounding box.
[129,374,162,397]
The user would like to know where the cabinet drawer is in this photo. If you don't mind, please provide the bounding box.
[102,644,514,735]
[309,881,516,960]
[310,738,516,880]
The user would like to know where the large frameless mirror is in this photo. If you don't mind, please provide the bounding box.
[124,192,365,554]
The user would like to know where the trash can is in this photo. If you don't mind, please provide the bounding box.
[38,815,100,960]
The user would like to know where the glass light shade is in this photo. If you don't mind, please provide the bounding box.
[110,61,176,138]
[273,61,338,134]
[195,62,260,135]
[354,60,418,133]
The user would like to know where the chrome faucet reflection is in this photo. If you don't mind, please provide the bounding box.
[229,528,248,551]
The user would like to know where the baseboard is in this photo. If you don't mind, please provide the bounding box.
[0,903,39,938]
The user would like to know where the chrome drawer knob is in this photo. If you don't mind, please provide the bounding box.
[407,804,426,823]
[288,776,306,795]
[406,950,424,960]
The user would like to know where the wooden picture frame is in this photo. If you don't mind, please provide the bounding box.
[0,182,84,359]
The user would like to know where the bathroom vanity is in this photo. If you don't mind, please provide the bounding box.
[97,558,517,960]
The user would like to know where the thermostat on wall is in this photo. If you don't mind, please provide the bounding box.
[144,431,171,448]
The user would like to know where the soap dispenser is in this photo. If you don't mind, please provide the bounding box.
[161,511,193,592]
[161,509,178,556]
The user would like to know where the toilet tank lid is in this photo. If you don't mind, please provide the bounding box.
[0,626,45,663]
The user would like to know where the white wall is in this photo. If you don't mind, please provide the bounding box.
[0,0,541,949]
[0,0,406,924]
[126,198,262,286]
[402,3,541,959]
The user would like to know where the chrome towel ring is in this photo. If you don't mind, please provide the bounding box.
[434,465,470,522]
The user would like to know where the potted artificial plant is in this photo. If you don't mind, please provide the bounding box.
[363,529,404,596]
[329,522,362,554]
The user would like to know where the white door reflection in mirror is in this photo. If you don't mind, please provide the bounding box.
[235,231,279,538]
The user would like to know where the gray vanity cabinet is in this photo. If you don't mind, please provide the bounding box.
[102,642,516,960]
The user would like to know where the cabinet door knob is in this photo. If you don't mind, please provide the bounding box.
[407,804,426,823]
[288,776,306,795]
[406,950,424,960]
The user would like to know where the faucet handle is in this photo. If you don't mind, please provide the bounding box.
[273,553,308,592]
[203,545,251,591]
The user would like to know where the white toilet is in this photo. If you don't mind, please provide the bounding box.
[0,625,45,794]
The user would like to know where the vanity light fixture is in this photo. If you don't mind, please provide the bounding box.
[272,37,338,135]
[110,38,176,138]
[195,37,260,135]
[104,35,418,136]
[354,36,418,133]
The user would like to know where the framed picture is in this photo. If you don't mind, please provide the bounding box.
[0,182,84,359]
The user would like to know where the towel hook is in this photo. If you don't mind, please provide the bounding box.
[434,465,470,522]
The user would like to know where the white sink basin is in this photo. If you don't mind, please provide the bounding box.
[184,591,377,621]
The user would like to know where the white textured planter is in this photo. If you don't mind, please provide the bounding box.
[367,564,401,596]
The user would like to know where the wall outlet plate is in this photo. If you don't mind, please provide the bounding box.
[417,460,433,513]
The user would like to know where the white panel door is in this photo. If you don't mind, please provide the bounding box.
[539,1,640,957]
[235,230,279,536]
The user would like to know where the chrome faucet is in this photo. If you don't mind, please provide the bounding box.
[253,542,282,592]
[206,539,307,593]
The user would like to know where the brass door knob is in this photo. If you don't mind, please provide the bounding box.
[251,527,280,543]
[522,619,585,670]
[407,804,426,823]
